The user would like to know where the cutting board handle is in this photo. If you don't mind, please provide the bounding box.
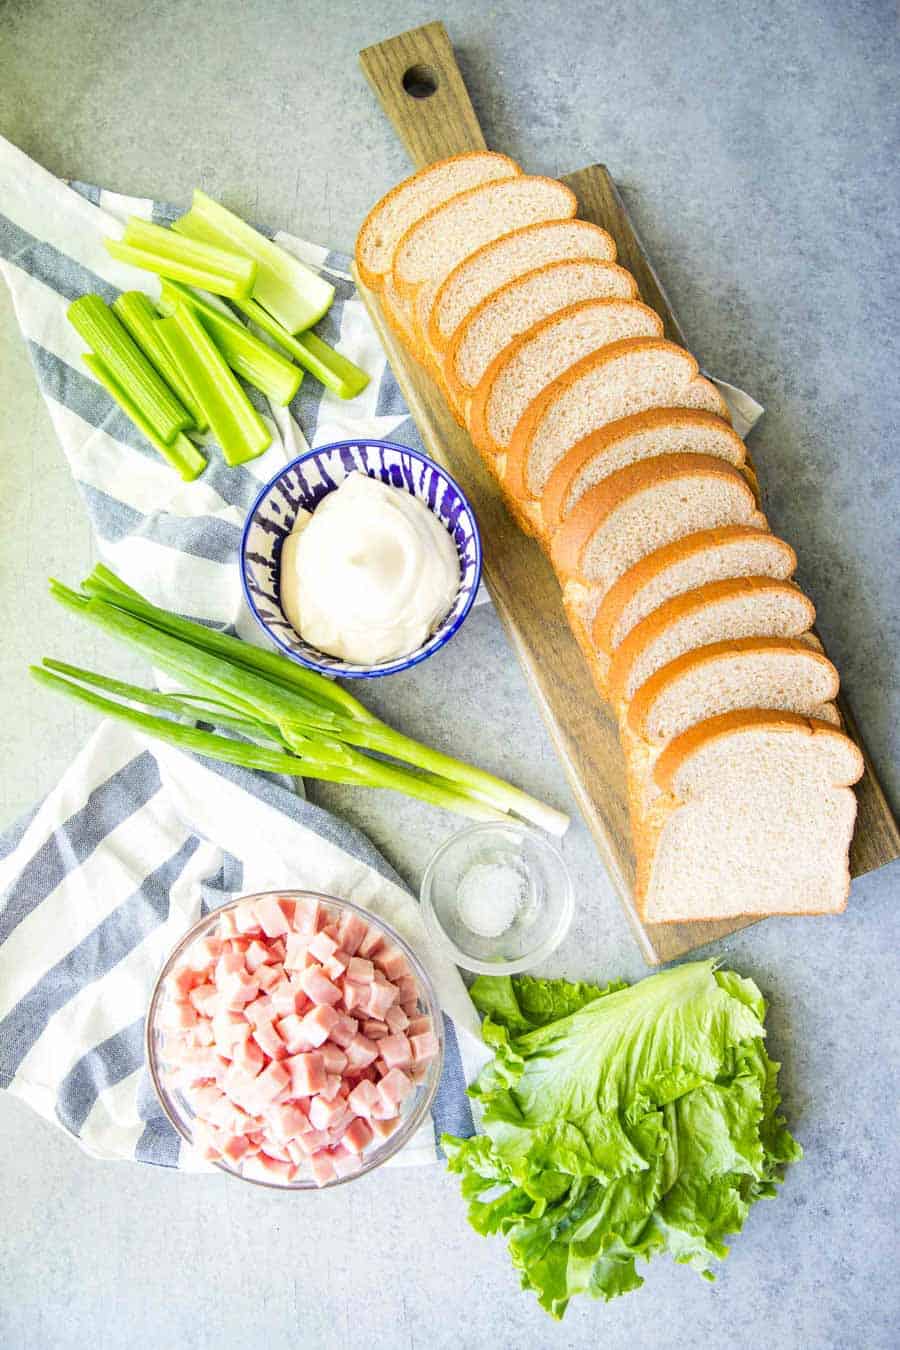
[359,21,487,168]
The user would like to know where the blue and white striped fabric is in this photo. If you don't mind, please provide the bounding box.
[0,133,486,1168]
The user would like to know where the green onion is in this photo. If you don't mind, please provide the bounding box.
[155,304,270,466]
[68,294,192,445]
[82,354,206,481]
[41,569,571,835]
[106,219,256,301]
[173,189,334,334]
[231,295,370,400]
[111,291,209,432]
[157,280,302,406]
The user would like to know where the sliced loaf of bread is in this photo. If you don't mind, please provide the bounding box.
[549,455,766,674]
[500,338,731,513]
[355,152,520,290]
[539,409,748,539]
[608,577,816,708]
[637,711,863,921]
[427,219,618,353]
[594,527,797,657]
[445,264,649,409]
[390,178,578,323]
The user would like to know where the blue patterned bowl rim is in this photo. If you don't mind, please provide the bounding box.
[239,439,483,679]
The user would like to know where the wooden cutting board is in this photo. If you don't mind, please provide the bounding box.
[356,21,900,964]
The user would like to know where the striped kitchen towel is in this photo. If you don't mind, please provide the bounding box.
[0,133,491,1170]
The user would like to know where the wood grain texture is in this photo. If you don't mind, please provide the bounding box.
[356,23,899,963]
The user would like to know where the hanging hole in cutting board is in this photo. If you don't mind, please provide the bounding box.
[402,64,439,99]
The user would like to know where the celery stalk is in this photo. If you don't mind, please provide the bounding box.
[68,294,192,444]
[155,304,270,466]
[173,189,334,334]
[230,295,369,400]
[157,280,303,406]
[112,291,209,431]
[83,354,206,481]
[105,238,256,301]
[122,217,256,294]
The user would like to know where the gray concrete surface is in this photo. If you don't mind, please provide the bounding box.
[1,2,898,1347]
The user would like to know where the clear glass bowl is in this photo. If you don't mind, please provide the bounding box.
[146,891,445,1191]
[420,822,573,975]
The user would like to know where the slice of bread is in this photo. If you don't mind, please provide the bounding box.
[637,711,863,921]
[390,177,578,312]
[594,527,797,657]
[467,296,670,461]
[355,152,520,290]
[539,409,748,539]
[445,265,650,410]
[550,456,766,672]
[500,338,732,511]
[608,577,816,709]
[628,637,840,744]
[428,219,618,354]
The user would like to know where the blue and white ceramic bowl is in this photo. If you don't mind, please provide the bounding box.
[240,440,483,678]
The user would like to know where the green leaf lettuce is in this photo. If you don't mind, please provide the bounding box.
[443,960,801,1318]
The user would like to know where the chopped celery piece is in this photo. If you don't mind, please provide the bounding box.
[173,189,334,334]
[231,295,370,399]
[83,353,206,481]
[157,279,303,406]
[112,291,209,432]
[105,236,255,301]
[156,304,270,467]
[68,294,192,444]
[122,217,256,294]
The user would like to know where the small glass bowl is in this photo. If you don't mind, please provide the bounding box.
[146,891,445,1190]
[420,823,573,975]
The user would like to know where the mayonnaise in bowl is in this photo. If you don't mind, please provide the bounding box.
[279,473,461,666]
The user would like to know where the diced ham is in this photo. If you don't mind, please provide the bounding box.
[248,1060,291,1108]
[252,1020,286,1061]
[165,964,199,998]
[190,1020,214,1047]
[318,1074,343,1102]
[323,952,348,981]
[341,981,367,1014]
[291,895,320,935]
[244,939,273,973]
[233,900,263,936]
[221,1133,252,1164]
[218,970,259,1010]
[370,1115,400,1140]
[409,1063,430,1084]
[379,1033,413,1069]
[330,1145,362,1178]
[243,1153,296,1183]
[320,1044,348,1075]
[283,933,310,972]
[364,980,399,1020]
[347,956,374,983]
[162,1000,197,1031]
[285,1051,326,1096]
[378,1067,414,1107]
[217,909,239,938]
[266,1103,310,1142]
[184,1083,224,1113]
[255,961,284,992]
[233,1037,265,1077]
[337,912,368,957]
[191,1118,224,1161]
[384,1005,409,1034]
[342,1117,373,1155]
[291,1128,329,1156]
[363,1020,388,1040]
[299,1003,340,1048]
[298,964,342,1007]
[243,995,275,1028]
[406,1015,432,1038]
[308,930,339,963]
[208,1096,254,1135]
[276,1014,315,1055]
[347,1079,381,1118]
[269,979,303,1017]
[374,945,408,981]
[186,936,224,971]
[397,977,419,1007]
[308,1093,349,1131]
[223,1063,264,1112]
[252,895,291,938]
[344,1034,379,1070]
[357,927,383,959]
[329,1015,359,1049]
[188,983,219,1016]
[310,1150,335,1187]
[411,1030,440,1063]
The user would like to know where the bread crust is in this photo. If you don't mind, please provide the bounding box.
[607,576,815,707]
[593,525,795,656]
[427,219,618,354]
[549,453,757,581]
[537,409,746,540]
[390,177,578,302]
[354,152,520,291]
[444,268,651,407]
[626,636,840,741]
[501,337,706,505]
